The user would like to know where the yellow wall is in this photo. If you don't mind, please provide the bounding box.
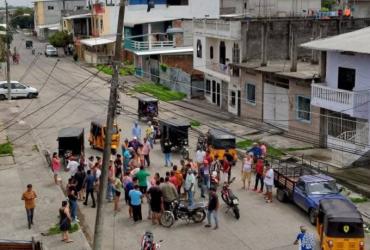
[34,2,45,26]
[62,20,73,33]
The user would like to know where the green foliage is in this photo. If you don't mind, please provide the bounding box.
[0,141,13,155]
[120,64,135,76]
[48,223,79,235]
[48,31,73,48]
[236,139,253,149]
[10,7,34,29]
[160,63,168,72]
[320,7,330,12]
[190,120,201,127]
[0,26,13,45]
[97,64,113,75]
[322,0,336,10]
[134,82,186,101]
[350,197,368,204]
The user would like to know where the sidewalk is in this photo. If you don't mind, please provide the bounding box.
[0,102,90,250]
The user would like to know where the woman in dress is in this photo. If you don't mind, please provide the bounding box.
[59,200,73,243]
[51,152,61,185]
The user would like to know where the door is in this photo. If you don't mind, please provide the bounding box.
[293,181,308,211]
[212,80,216,103]
[237,90,241,116]
[216,82,221,107]
[10,83,19,98]
[219,41,226,65]
[263,83,289,130]
[14,83,27,97]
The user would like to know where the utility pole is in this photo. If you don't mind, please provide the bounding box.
[5,0,11,100]
[92,0,125,249]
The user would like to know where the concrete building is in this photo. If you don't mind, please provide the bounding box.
[194,16,370,144]
[302,27,370,166]
[34,0,86,40]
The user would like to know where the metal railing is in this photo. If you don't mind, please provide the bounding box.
[193,20,241,40]
[124,38,175,51]
[206,60,229,75]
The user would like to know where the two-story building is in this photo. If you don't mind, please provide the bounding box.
[34,0,86,40]
[302,27,370,166]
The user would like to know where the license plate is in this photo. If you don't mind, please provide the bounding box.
[232,199,239,205]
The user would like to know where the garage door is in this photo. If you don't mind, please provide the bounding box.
[263,83,289,130]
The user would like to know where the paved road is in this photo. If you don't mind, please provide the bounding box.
[4,34,369,250]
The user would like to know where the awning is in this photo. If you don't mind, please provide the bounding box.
[133,47,193,56]
[80,36,116,47]
[63,13,91,20]
[37,23,60,30]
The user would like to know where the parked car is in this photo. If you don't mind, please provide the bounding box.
[45,44,57,57]
[273,165,346,225]
[0,81,38,100]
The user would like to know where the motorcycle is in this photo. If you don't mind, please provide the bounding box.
[221,177,240,219]
[141,231,162,250]
[197,135,207,151]
[160,200,206,228]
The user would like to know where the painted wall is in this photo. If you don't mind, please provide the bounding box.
[239,70,263,121]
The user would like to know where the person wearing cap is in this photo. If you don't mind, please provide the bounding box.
[204,187,219,230]
[263,163,274,203]
[22,184,37,229]
[294,225,315,250]
[132,121,142,141]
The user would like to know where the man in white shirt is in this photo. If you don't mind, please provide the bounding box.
[263,163,274,203]
[67,160,79,177]
[195,148,206,167]
[184,169,196,207]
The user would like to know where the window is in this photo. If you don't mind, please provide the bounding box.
[246,83,256,104]
[167,0,189,5]
[297,96,311,122]
[210,46,213,59]
[338,67,355,91]
[47,6,54,10]
[230,91,236,107]
[296,181,306,192]
[232,43,240,63]
[219,41,226,64]
[76,6,83,10]
[196,40,202,58]
[206,80,211,95]
[100,20,103,31]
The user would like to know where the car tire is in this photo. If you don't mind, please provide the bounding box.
[27,93,34,99]
[309,208,317,225]
[0,94,5,100]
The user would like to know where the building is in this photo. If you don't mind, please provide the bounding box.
[34,0,87,40]
[194,15,370,145]
[302,27,370,166]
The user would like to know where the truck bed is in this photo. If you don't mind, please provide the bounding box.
[273,165,317,192]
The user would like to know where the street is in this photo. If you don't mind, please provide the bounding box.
[1,34,369,250]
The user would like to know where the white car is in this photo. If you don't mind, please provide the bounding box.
[45,44,58,57]
[0,81,38,100]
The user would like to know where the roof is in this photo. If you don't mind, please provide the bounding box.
[124,16,178,28]
[37,23,60,30]
[91,119,106,127]
[320,199,363,223]
[58,127,84,138]
[133,47,193,56]
[80,36,116,47]
[63,13,91,20]
[160,118,190,128]
[138,96,158,102]
[301,26,370,54]
[209,129,235,140]
[300,174,334,183]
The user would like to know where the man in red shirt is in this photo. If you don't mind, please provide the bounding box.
[253,157,264,193]
[221,155,230,184]
[169,171,179,190]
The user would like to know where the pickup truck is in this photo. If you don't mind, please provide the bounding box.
[0,239,43,250]
[274,165,345,225]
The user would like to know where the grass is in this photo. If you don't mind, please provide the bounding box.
[134,82,186,102]
[48,223,79,236]
[190,120,201,128]
[236,139,253,149]
[0,141,13,155]
[236,139,284,158]
[350,197,369,204]
[97,64,135,76]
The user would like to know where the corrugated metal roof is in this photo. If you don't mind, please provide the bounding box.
[301,27,370,54]
[80,35,116,46]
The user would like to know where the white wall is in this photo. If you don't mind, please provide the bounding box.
[326,51,370,92]
[193,35,206,71]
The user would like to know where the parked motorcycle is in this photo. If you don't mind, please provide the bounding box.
[221,177,240,219]
[197,135,207,151]
[141,231,162,250]
[160,200,206,228]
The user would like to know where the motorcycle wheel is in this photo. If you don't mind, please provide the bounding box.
[233,206,240,220]
[160,211,175,228]
[181,149,189,160]
[221,193,229,204]
[192,209,206,223]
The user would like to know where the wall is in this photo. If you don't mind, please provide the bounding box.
[159,66,191,97]
[351,2,370,18]
[161,54,193,74]
[34,2,45,26]
[288,80,321,145]
[239,70,264,120]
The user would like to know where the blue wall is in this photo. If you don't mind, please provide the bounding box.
[128,0,167,5]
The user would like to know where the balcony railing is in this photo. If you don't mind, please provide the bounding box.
[311,83,369,118]
[124,38,175,51]
[193,20,241,40]
[206,60,230,75]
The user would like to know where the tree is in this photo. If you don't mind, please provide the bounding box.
[10,7,34,29]
[48,31,73,48]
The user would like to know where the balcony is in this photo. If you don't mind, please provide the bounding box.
[311,83,369,119]
[193,20,241,40]
[124,38,175,51]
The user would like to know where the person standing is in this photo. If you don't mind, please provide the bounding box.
[147,181,163,225]
[74,165,86,201]
[135,166,150,195]
[184,169,196,207]
[241,153,253,190]
[195,147,206,168]
[59,200,73,243]
[113,177,124,212]
[129,185,143,222]
[51,152,61,185]
[253,157,264,193]
[294,226,315,250]
[66,159,79,177]
[106,161,115,202]
[173,165,183,194]
[132,121,142,141]
[142,137,151,167]
[67,182,78,223]
[162,138,172,167]
[22,184,37,229]
[159,177,178,210]
[200,160,210,198]
[114,154,123,180]
[221,155,230,184]
[204,187,219,230]
[145,121,155,149]
[224,150,235,183]
[263,163,274,203]
[83,170,96,208]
